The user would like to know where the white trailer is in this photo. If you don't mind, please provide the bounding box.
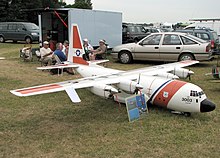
[38,8,122,48]
[188,18,220,37]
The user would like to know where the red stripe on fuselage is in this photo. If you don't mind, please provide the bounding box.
[16,84,62,94]
[153,80,187,107]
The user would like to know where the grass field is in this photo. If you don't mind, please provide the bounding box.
[0,43,219,158]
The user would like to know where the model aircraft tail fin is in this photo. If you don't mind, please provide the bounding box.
[68,24,89,65]
[68,24,109,66]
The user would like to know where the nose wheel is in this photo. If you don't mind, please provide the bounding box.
[171,111,191,117]
[183,112,191,117]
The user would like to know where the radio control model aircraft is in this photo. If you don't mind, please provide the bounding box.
[10,24,216,116]
[206,65,220,79]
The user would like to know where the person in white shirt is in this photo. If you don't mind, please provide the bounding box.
[62,40,69,56]
[40,41,53,65]
[83,38,93,60]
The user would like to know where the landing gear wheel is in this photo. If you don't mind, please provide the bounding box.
[119,51,132,64]
[183,112,191,117]
[179,53,194,61]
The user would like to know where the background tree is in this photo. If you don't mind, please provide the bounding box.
[0,0,93,23]
[65,0,92,9]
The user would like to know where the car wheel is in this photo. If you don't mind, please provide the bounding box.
[25,37,32,43]
[119,51,132,64]
[179,53,194,61]
[0,36,5,43]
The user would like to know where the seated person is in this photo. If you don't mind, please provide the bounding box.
[62,40,69,56]
[20,41,32,61]
[52,43,74,75]
[90,39,107,60]
[53,43,67,62]
[40,41,53,65]
[83,38,93,60]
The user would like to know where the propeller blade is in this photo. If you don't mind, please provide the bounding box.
[138,73,141,84]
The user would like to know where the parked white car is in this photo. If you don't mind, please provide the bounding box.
[112,32,212,64]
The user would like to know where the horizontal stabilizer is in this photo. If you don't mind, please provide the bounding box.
[88,60,109,65]
[65,87,81,103]
[37,64,79,70]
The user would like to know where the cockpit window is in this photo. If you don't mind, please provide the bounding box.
[190,90,204,97]
[198,91,204,96]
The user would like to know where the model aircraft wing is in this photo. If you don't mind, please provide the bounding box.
[121,60,199,76]
[10,77,121,103]
[37,59,109,70]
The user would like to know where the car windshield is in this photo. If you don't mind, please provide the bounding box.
[185,34,207,43]
[25,23,39,30]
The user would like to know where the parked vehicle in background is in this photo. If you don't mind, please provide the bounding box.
[0,22,39,43]
[161,22,174,32]
[112,32,212,64]
[174,29,219,50]
[122,23,149,43]
[186,19,220,37]
[143,27,162,33]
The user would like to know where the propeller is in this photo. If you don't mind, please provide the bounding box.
[172,67,194,80]
[187,69,194,81]
[134,73,144,94]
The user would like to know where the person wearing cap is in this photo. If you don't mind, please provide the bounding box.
[83,38,93,60]
[90,39,107,60]
[39,41,53,65]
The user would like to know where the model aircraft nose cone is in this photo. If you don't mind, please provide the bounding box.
[200,99,216,112]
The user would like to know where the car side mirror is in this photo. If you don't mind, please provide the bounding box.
[22,28,27,31]
[139,42,143,46]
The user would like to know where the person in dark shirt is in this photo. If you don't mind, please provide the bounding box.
[53,43,67,62]
[51,42,74,75]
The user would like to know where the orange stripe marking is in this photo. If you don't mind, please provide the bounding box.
[73,56,89,65]
[153,80,186,107]
[73,26,82,49]
[16,84,62,94]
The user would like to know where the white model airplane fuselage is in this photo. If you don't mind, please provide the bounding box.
[10,24,216,115]
[74,64,213,113]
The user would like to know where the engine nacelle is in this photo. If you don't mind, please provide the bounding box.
[155,72,179,79]
[90,83,118,99]
[171,67,194,79]
[116,79,143,94]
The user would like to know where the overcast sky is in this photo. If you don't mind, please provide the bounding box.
[65,0,220,23]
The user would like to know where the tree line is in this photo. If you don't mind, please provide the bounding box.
[0,0,92,23]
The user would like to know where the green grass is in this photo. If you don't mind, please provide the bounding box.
[0,43,219,158]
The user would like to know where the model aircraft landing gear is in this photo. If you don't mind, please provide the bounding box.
[171,111,191,117]
[183,112,191,117]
